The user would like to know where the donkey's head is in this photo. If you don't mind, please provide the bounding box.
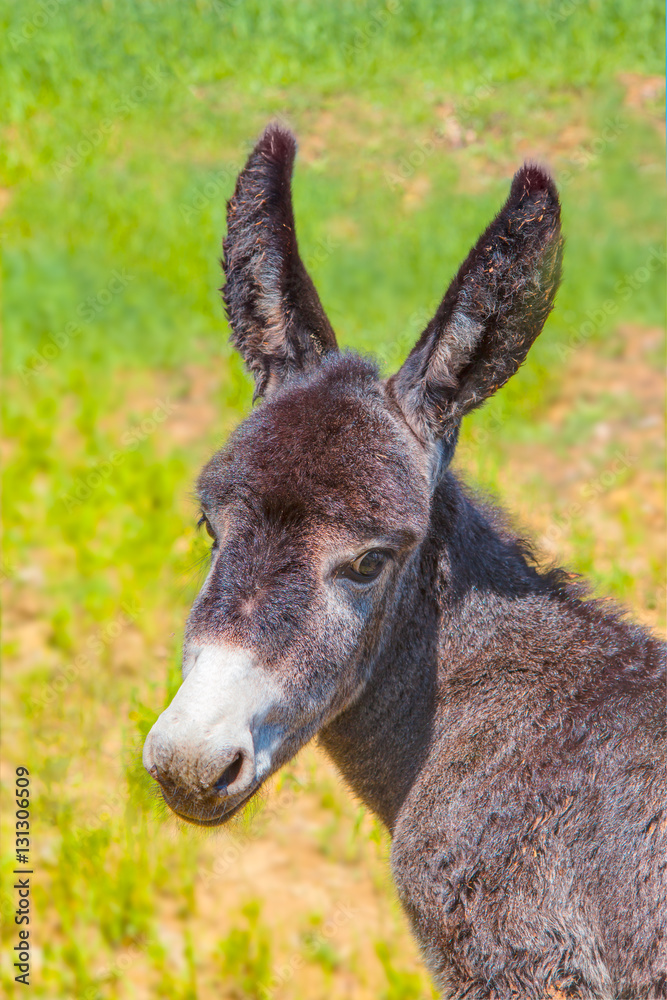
[143,125,562,825]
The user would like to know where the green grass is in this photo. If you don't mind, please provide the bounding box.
[215,901,272,997]
[1,1,665,997]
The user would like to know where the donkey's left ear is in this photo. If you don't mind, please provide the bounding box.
[389,165,563,446]
[222,124,338,400]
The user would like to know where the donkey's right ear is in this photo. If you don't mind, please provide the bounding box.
[389,165,563,449]
[222,124,338,399]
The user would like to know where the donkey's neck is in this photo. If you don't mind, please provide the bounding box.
[318,560,440,829]
[319,472,550,830]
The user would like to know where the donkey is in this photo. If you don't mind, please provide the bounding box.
[143,125,666,999]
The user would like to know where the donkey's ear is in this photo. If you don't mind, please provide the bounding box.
[389,165,563,446]
[222,124,338,399]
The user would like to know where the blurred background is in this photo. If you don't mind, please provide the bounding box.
[1,2,664,997]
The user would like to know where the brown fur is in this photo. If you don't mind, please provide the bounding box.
[146,125,667,999]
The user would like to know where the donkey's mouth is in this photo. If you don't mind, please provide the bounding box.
[165,785,259,827]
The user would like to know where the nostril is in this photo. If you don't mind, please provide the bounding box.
[145,761,175,794]
[214,753,244,794]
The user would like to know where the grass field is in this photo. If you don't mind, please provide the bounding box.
[1,1,665,997]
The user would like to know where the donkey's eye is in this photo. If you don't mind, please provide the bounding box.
[197,513,216,542]
[339,549,390,583]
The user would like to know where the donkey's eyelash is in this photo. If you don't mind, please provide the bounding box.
[197,512,217,542]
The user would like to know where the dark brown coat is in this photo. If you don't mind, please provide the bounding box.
[144,125,666,999]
